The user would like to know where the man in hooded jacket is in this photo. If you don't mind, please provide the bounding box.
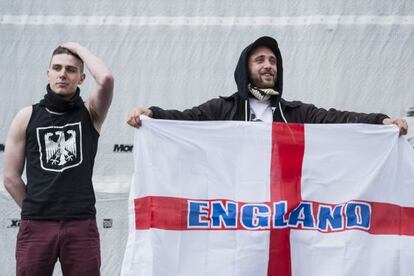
[127,36,407,134]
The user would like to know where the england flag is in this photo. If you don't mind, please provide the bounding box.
[121,119,414,276]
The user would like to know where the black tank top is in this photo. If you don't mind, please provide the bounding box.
[22,103,99,220]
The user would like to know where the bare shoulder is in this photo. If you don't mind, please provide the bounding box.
[18,106,33,116]
[10,106,33,133]
[16,106,33,122]
[4,106,32,172]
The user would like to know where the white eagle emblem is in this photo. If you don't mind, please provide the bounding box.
[37,122,83,172]
[44,130,77,165]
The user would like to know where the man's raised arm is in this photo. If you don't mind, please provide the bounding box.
[62,42,114,132]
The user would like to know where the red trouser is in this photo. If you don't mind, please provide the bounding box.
[16,219,101,276]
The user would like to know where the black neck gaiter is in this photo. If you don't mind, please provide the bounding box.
[39,85,84,113]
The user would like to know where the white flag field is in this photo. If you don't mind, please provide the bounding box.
[121,119,414,276]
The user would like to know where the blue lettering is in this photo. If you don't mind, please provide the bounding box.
[188,201,210,228]
[318,205,344,231]
[241,204,270,230]
[211,201,237,228]
[346,202,371,229]
[273,201,288,228]
[288,202,314,229]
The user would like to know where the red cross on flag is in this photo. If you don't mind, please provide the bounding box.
[121,119,414,276]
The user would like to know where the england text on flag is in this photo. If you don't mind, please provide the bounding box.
[122,119,414,276]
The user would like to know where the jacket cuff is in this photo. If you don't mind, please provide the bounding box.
[375,114,389,124]
[148,106,163,119]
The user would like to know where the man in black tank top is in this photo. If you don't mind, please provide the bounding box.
[3,43,114,276]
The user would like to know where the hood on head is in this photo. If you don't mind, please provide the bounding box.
[234,36,283,100]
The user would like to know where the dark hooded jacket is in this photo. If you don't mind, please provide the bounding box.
[149,36,388,124]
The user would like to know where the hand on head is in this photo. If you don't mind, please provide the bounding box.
[60,42,82,53]
[383,118,408,136]
[127,108,153,128]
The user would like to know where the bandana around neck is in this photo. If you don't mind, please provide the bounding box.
[39,84,84,113]
[248,83,279,102]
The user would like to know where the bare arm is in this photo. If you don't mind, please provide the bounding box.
[62,42,114,132]
[3,107,32,208]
